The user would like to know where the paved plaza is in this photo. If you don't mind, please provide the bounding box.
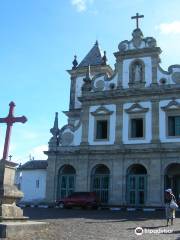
[5,208,180,240]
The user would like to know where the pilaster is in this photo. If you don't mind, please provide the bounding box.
[147,158,162,206]
[151,99,160,143]
[151,55,158,86]
[115,103,123,145]
[45,155,57,202]
[117,60,123,88]
[80,103,90,145]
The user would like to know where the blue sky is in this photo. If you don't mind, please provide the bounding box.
[0,0,180,163]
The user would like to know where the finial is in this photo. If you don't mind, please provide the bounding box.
[9,101,15,107]
[102,51,107,65]
[29,155,34,160]
[72,55,78,69]
[82,65,92,92]
[86,65,91,80]
[95,40,99,46]
[50,112,60,137]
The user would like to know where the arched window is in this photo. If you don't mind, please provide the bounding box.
[91,164,110,203]
[126,164,147,205]
[57,165,76,199]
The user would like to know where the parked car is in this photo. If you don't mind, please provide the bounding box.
[56,192,100,209]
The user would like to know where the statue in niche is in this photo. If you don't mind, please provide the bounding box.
[133,63,142,82]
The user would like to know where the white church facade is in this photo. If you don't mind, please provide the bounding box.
[45,15,180,207]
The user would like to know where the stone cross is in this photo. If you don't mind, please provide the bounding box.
[131,13,144,29]
[0,101,27,160]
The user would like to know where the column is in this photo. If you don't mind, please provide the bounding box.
[117,58,123,89]
[110,158,124,205]
[80,103,89,145]
[151,99,160,143]
[45,155,57,202]
[147,159,162,206]
[115,103,123,145]
[151,56,158,86]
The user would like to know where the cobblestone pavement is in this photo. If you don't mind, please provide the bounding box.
[6,208,180,240]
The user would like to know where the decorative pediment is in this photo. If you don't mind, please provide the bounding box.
[161,99,180,112]
[91,106,113,116]
[125,102,149,114]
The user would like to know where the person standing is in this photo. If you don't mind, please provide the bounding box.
[165,189,177,226]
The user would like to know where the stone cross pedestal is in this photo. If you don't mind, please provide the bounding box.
[0,160,27,221]
[0,160,48,239]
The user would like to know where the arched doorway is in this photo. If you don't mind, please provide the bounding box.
[127,164,147,206]
[91,164,110,203]
[164,163,180,200]
[57,165,76,199]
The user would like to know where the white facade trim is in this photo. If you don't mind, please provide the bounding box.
[159,99,180,142]
[123,101,152,144]
[88,104,116,145]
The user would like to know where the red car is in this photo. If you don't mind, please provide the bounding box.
[56,192,100,209]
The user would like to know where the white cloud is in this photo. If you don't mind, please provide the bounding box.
[71,0,87,12]
[29,145,48,160]
[71,0,95,12]
[156,21,180,35]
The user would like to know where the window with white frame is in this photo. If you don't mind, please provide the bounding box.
[91,105,113,142]
[168,115,180,137]
[161,99,180,138]
[125,102,149,140]
[130,117,144,138]
[96,119,108,140]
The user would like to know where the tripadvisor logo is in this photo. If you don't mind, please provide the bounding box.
[135,227,143,236]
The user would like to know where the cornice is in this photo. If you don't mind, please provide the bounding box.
[46,142,180,156]
[114,47,162,59]
[79,85,180,103]
[63,108,81,118]
[67,65,113,77]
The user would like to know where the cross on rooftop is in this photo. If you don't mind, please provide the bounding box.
[131,13,144,29]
